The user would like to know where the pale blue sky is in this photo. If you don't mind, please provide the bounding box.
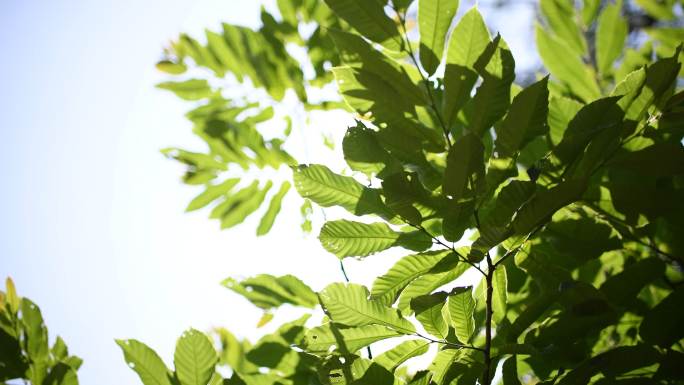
[0,1,536,384]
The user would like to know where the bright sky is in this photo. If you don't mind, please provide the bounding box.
[0,1,537,384]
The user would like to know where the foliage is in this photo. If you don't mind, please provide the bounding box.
[0,277,82,384]
[123,0,684,384]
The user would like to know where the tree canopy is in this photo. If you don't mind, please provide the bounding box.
[3,0,684,384]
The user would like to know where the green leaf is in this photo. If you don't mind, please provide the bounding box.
[329,29,426,106]
[256,182,291,236]
[20,299,49,363]
[634,0,675,20]
[381,172,437,224]
[607,143,684,177]
[43,363,79,385]
[411,292,449,339]
[447,287,476,343]
[220,181,273,229]
[512,179,587,235]
[443,133,484,201]
[186,179,239,212]
[461,36,516,136]
[556,345,661,385]
[611,67,646,113]
[581,0,601,26]
[495,76,549,157]
[443,7,491,127]
[623,50,682,122]
[318,220,431,258]
[342,122,401,177]
[502,356,522,385]
[595,0,627,75]
[397,257,469,314]
[544,217,621,262]
[640,286,684,348]
[162,149,227,171]
[493,344,540,356]
[303,324,402,354]
[323,0,402,51]
[547,96,583,146]
[157,79,212,101]
[209,181,259,219]
[418,0,459,75]
[174,329,218,385]
[491,267,507,324]
[332,66,444,153]
[5,277,20,313]
[553,96,624,164]
[540,0,587,56]
[442,198,475,242]
[293,164,394,220]
[373,340,429,371]
[484,180,536,227]
[205,30,242,80]
[428,348,460,384]
[600,258,665,308]
[51,336,68,360]
[535,24,600,103]
[319,283,416,334]
[156,60,187,75]
[371,250,453,306]
[223,274,317,309]
[116,339,172,385]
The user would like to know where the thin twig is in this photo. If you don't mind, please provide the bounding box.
[339,260,351,282]
[413,332,485,352]
[410,223,486,276]
[482,249,495,385]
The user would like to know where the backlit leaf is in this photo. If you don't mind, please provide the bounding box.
[319,283,416,334]
[418,0,459,75]
[116,339,172,385]
[174,329,218,385]
[319,220,431,258]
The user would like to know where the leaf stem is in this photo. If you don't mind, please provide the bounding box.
[472,205,494,385]
[410,223,486,276]
[483,252,494,385]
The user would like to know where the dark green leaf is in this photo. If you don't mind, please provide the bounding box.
[640,286,684,348]
[323,0,403,51]
[443,133,485,201]
[495,77,549,157]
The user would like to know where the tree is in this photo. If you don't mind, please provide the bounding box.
[119,0,684,384]
[1,277,83,384]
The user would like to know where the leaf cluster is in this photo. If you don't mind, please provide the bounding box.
[126,0,684,384]
[0,277,82,385]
